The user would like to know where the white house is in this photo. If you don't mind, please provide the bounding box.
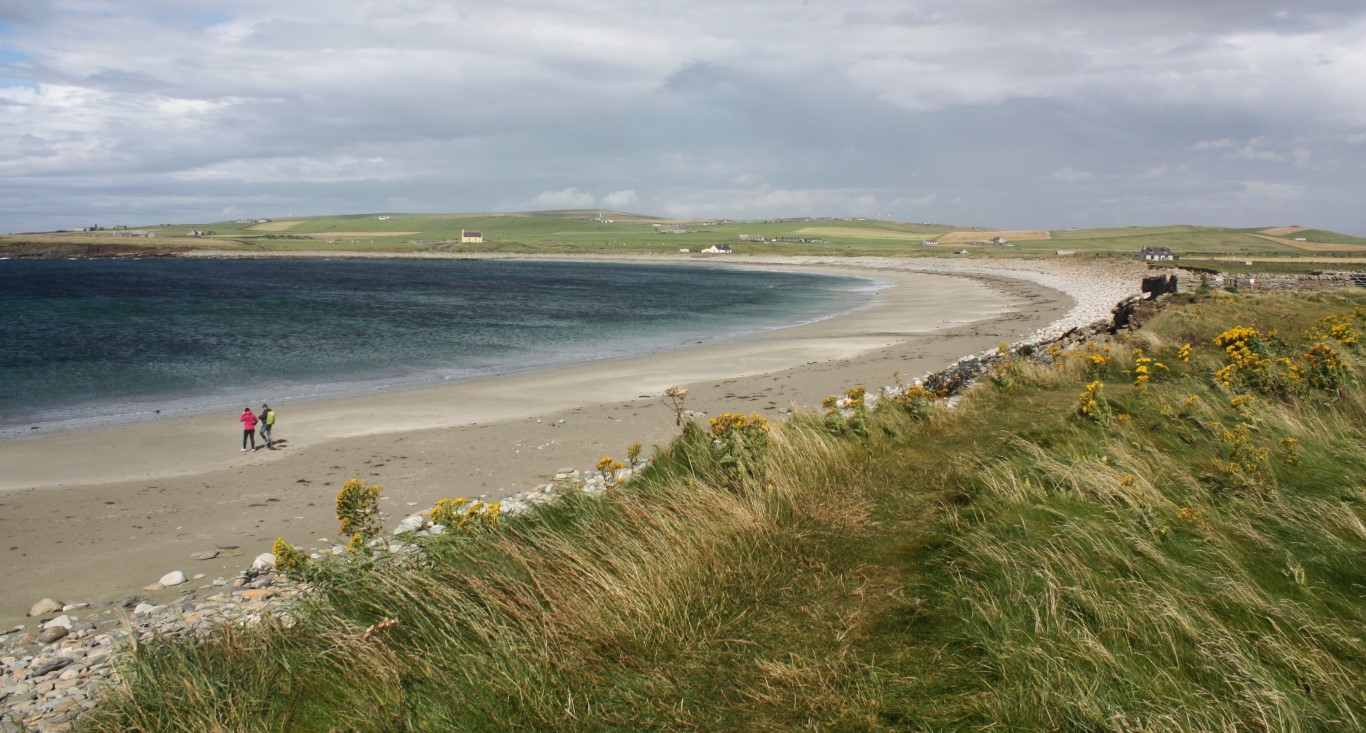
[461,230,484,243]
[702,244,733,254]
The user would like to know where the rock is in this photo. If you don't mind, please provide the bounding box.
[27,599,62,617]
[41,615,73,630]
[36,627,68,645]
[159,570,188,587]
[251,553,275,571]
[143,582,165,591]
[30,658,71,677]
[240,589,278,601]
[189,550,220,561]
[132,603,159,615]
[59,603,88,612]
[393,515,424,534]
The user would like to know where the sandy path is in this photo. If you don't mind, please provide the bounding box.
[0,256,1142,626]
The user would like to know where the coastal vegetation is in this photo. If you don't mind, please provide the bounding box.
[5,211,1366,271]
[75,289,1366,731]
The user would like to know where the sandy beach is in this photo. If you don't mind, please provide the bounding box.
[0,256,1145,627]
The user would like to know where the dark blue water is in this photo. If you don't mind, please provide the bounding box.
[0,258,875,431]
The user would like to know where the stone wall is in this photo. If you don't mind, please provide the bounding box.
[1151,267,1366,294]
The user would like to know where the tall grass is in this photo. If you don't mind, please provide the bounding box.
[80,291,1366,732]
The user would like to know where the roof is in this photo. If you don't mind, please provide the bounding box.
[463,230,483,237]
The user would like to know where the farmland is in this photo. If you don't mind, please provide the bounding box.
[3,211,1365,270]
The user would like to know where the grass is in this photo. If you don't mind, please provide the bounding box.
[7,213,1365,266]
[72,289,1366,732]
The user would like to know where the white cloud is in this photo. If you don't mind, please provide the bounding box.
[600,189,637,208]
[528,187,596,209]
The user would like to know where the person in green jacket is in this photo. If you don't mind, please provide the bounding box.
[259,404,277,449]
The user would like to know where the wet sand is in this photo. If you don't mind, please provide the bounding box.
[0,256,1142,626]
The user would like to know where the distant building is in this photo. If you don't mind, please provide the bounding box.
[1055,250,1076,256]
[990,236,1009,244]
[955,249,969,255]
[461,230,484,243]
[702,244,733,254]
[922,240,938,245]
[679,248,691,253]
[737,234,766,242]
[1136,247,1178,262]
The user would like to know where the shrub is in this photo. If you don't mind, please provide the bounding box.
[271,538,310,578]
[336,478,383,541]
[707,412,771,490]
[822,386,869,436]
[1075,381,1112,423]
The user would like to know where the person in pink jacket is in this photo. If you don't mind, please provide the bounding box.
[240,407,258,452]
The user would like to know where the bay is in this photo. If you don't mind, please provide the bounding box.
[0,258,875,432]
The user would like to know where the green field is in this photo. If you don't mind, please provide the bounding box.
[4,212,1365,270]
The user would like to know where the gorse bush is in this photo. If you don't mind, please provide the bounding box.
[335,478,382,541]
[271,538,310,579]
[707,412,770,490]
[821,385,869,436]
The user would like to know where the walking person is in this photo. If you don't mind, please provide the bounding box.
[259,403,276,449]
[240,407,258,452]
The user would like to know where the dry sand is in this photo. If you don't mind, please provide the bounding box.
[0,256,1143,626]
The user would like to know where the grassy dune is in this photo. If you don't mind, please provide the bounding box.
[77,290,1366,731]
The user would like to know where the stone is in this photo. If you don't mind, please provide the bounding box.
[251,553,275,571]
[40,616,72,630]
[36,627,68,645]
[393,515,424,534]
[29,658,71,677]
[27,599,62,618]
[159,570,188,587]
[132,603,159,615]
[142,582,165,591]
[189,550,220,561]
[239,589,277,601]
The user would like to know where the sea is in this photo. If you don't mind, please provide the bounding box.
[0,258,877,434]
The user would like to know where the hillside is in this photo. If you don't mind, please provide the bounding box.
[75,289,1366,731]
[6,213,1366,268]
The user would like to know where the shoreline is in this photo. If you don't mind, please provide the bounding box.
[0,255,1145,628]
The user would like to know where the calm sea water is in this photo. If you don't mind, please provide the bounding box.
[0,258,875,432]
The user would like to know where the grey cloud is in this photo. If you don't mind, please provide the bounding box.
[0,1,1364,235]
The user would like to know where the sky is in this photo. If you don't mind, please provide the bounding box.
[1,1,1364,234]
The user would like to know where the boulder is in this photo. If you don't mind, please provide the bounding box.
[36,627,68,645]
[41,615,73,630]
[251,553,275,571]
[27,599,61,618]
[159,571,188,587]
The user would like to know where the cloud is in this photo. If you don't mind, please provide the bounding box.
[527,187,596,209]
[1,1,1365,234]
[600,189,637,208]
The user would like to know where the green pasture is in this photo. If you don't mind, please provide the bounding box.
[5,212,1365,268]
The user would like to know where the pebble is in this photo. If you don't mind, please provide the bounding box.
[189,550,220,561]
